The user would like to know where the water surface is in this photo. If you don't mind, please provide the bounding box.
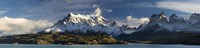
[1,43,200,48]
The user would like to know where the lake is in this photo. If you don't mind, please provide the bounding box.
[1,43,200,48]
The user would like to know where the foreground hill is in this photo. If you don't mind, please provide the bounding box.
[0,32,127,45]
[116,31,200,45]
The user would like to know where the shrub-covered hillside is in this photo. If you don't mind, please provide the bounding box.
[0,32,127,45]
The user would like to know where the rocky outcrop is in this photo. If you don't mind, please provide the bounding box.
[149,12,168,23]
[169,13,186,23]
[189,13,200,25]
[139,12,200,32]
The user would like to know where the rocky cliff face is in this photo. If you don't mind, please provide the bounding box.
[149,12,168,23]
[169,13,186,23]
[189,13,200,25]
[140,12,200,32]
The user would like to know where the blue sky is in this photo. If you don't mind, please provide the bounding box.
[0,0,162,20]
[0,0,197,22]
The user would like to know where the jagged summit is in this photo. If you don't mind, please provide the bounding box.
[158,11,166,16]
[170,13,177,18]
[149,12,168,23]
[189,13,200,20]
[189,13,200,25]
[169,13,178,22]
[44,8,122,35]
[169,13,186,23]
[140,12,200,32]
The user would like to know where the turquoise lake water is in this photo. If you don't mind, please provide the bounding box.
[1,43,200,48]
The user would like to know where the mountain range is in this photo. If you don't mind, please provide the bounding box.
[43,8,135,36]
[41,9,200,45]
[115,12,200,45]
[43,10,200,36]
[138,12,200,33]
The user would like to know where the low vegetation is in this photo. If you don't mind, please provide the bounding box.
[0,32,127,45]
[116,31,200,45]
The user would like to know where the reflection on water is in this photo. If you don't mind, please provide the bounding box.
[0,43,200,48]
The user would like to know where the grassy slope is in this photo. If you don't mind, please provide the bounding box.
[0,32,127,45]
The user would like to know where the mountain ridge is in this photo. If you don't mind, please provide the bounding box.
[138,12,200,32]
[43,8,125,36]
[44,10,200,36]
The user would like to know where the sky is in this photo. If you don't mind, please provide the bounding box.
[0,0,200,35]
[0,0,198,20]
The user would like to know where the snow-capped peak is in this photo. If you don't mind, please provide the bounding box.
[44,8,122,35]
[140,12,200,32]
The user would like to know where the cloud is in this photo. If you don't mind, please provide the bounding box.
[107,9,113,13]
[93,4,100,8]
[156,0,200,13]
[0,10,7,15]
[116,16,149,27]
[126,2,155,8]
[94,8,102,16]
[0,16,53,36]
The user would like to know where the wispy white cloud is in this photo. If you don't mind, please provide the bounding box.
[92,4,100,8]
[0,16,53,36]
[116,16,149,28]
[0,10,7,15]
[107,9,113,13]
[93,8,102,16]
[156,0,200,13]
[126,2,155,8]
